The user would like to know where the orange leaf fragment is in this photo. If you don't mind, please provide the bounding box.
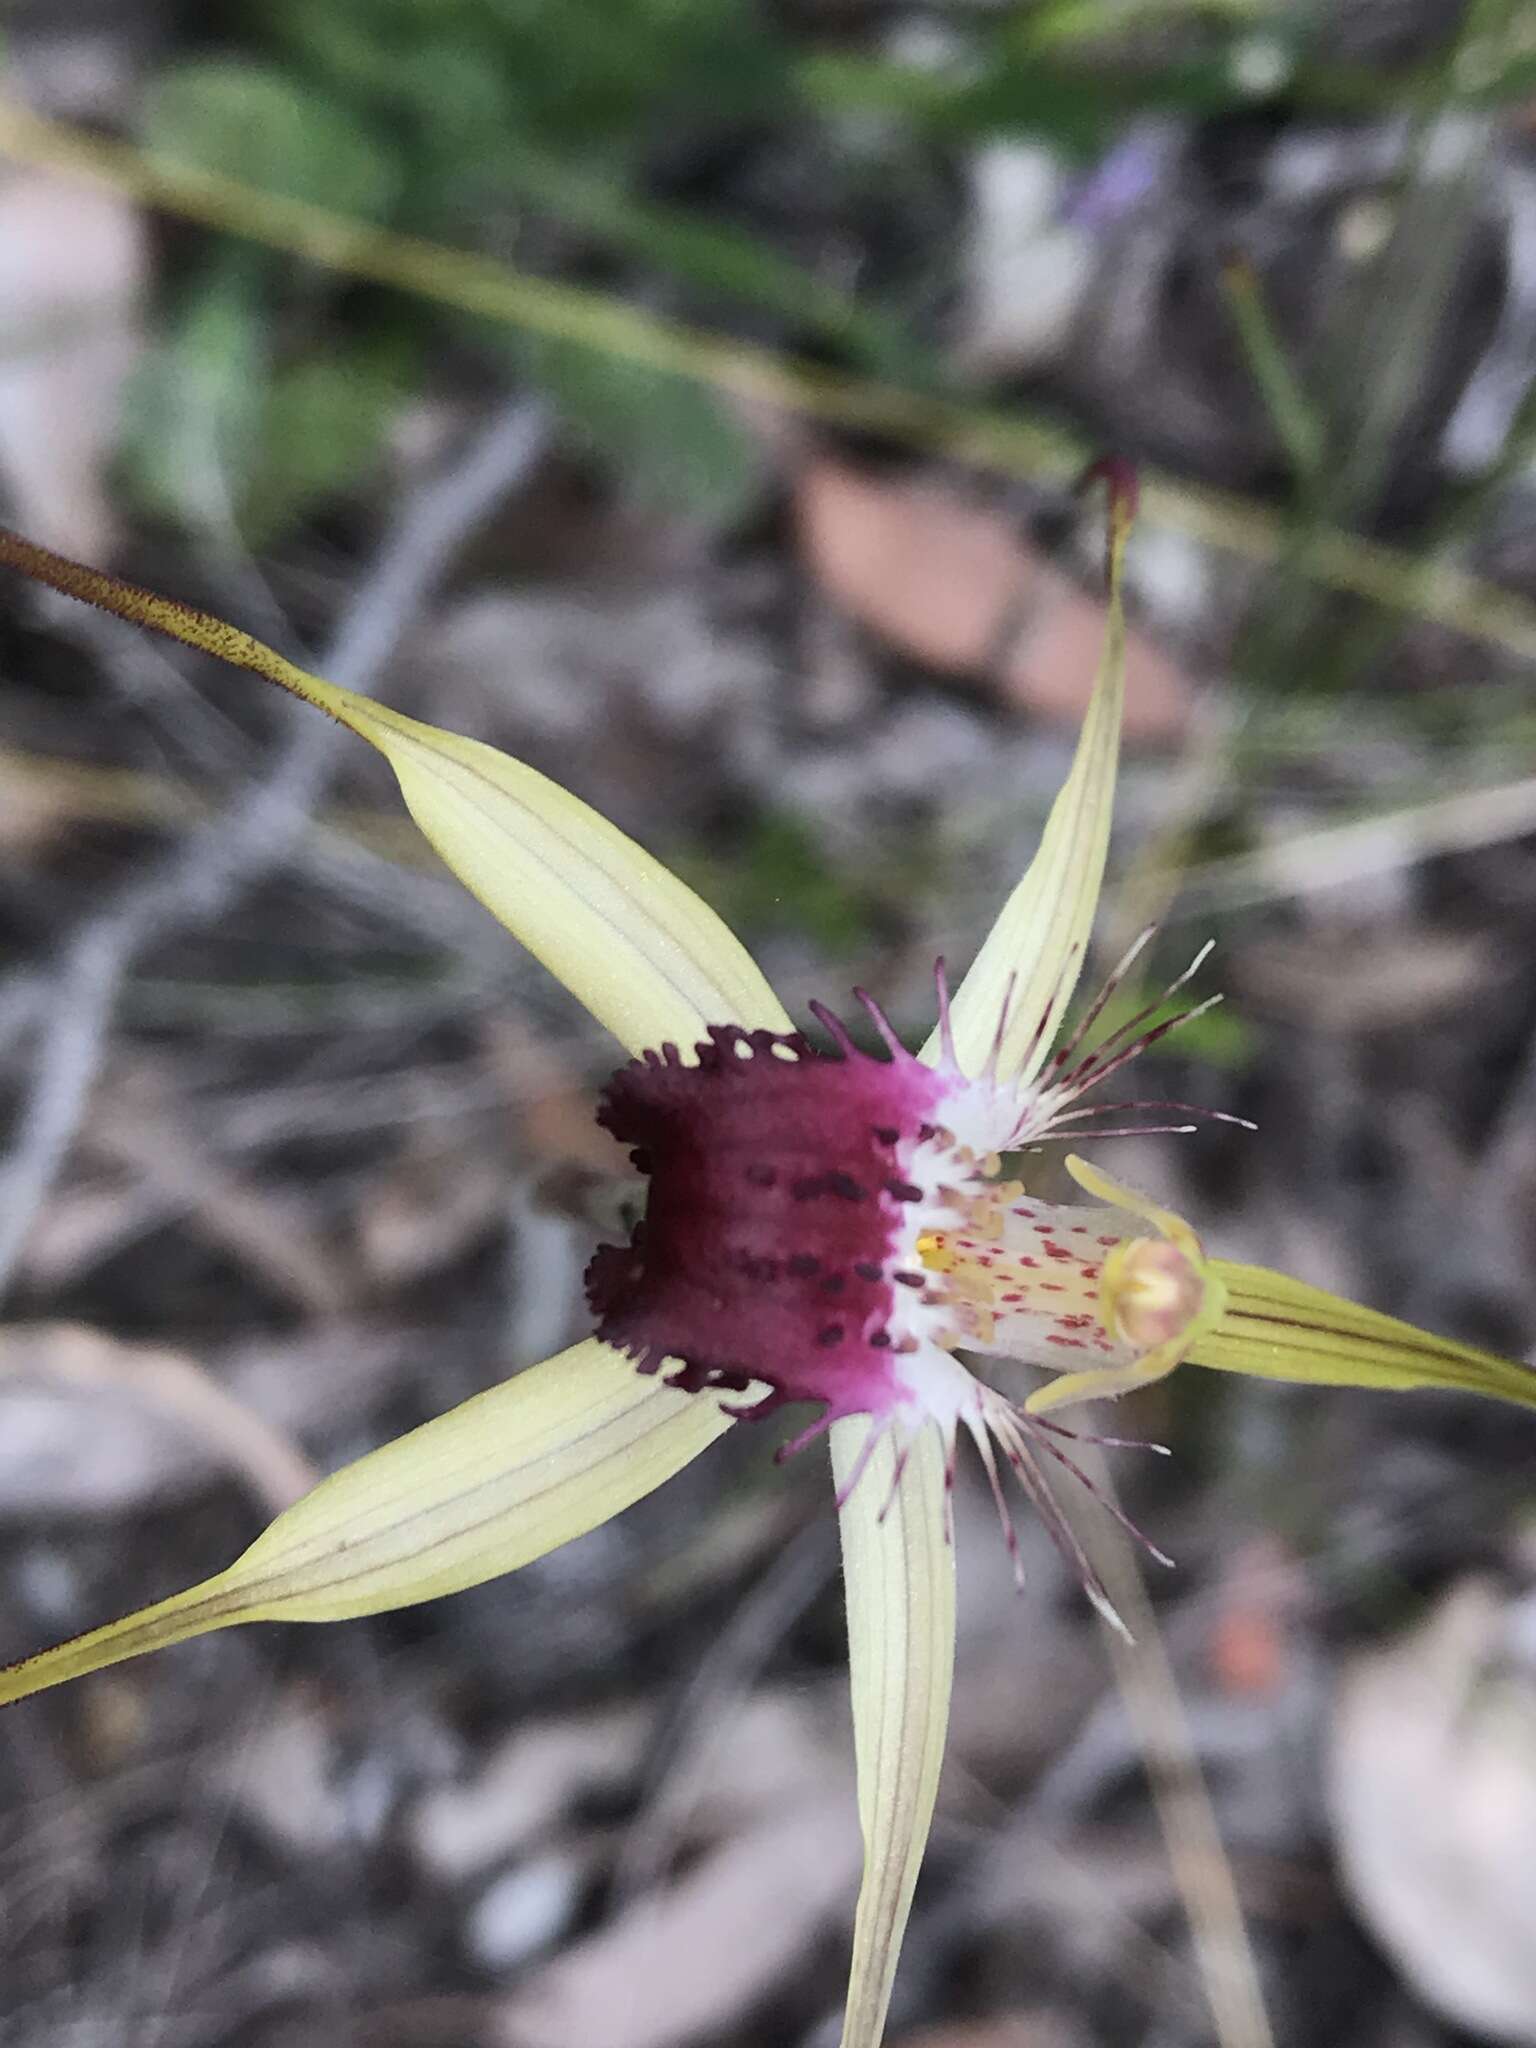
[795,457,1191,741]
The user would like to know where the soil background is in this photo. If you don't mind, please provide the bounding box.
[3,5,1536,2046]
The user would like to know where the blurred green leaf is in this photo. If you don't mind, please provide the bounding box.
[680,810,873,956]
[267,0,786,162]
[120,265,265,532]
[1098,977,1258,1073]
[144,57,399,219]
[799,44,1258,154]
[1165,998,1256,1072]
[121,266,407,541]
[497,145,938,387]
[241,341,410,543]
[521,333,761,525]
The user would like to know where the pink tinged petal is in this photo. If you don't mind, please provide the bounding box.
[923,467,1134,1087]
[1190,1263,1536,1411]
[0,528,790,1054]
[833,1416,955,2048]
[0,1340,732,1707]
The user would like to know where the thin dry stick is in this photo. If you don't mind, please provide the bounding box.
[1082,1456,1275,2048]
[3,95,1536,662]
[1104,745,1536,963]
[0,396,550,1301]
[1175,771,1536,914]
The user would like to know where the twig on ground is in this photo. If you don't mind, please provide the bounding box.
[1083,1458,1276,2048]
[1174,772,1536,915]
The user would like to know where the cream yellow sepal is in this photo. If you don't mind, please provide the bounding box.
[316,690,792,1056]
[1190,1263,1536,1410]
[832,1418,955,2048]
[0,527,791,1055]
[923,478,1132,1085]
[0,1340,733,1706]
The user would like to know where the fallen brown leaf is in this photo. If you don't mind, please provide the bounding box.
[482,1013,627,1175]
[1205,1537,1305,1702]
[795,457,1191,741]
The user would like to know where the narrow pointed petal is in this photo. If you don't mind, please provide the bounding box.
[0,1340,732,1707]
[0,529,790,1054]
[1190,1262,1536,1410]
[922,469,1133,1084]
[832,1418,956,2048]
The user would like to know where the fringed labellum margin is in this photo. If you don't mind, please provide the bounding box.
[585,974,1229,1620]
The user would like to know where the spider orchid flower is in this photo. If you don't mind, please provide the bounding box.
[2,488,1534,2048]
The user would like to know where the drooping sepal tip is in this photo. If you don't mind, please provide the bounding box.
[1077,455,1140,582]
[918,455,1135,1086]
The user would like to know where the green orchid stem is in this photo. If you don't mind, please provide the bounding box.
[1193,1261,1536,1409]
